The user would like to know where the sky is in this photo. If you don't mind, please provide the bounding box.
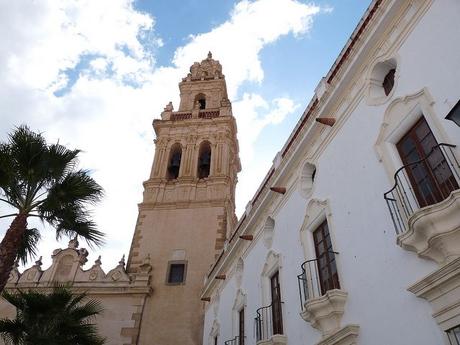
[0,0,371,271]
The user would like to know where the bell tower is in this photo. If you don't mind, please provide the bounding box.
[127,53,240,345]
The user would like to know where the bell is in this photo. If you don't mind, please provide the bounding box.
[170,153,181,168]
[200,152,211,166]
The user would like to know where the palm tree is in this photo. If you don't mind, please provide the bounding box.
[0,126,104,291]
[0,285,105,345]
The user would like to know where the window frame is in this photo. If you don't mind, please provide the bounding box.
[312,220,340,295]
[270,271,283,335]
[396,116,459,208]
[165,260,188,285]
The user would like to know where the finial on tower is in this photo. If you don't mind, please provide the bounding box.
[208,51,212,59]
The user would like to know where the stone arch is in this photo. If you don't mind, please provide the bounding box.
[299,160,316,199]
[197,141,212,179]
[366,56,399,105]
[263,216,275,249]
[300,199,331,261]
[195,93,207,110]
[260,250,282,305]
[167,143,182,180]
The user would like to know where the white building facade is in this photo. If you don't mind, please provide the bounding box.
[201,1,460,345]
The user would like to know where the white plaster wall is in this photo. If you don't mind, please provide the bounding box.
[203,0,460,344]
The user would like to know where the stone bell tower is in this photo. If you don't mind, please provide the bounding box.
[127,52,241,345]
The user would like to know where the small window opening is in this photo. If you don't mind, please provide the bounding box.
[167,145,182,180]
[167,262,186,284]
[198,142,211,179]
[311,168,316,182]
[195,93,206,110]
[382,68,395,96]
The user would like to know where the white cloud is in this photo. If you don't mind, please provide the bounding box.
[173,0,320,98]
[0,0,320,270]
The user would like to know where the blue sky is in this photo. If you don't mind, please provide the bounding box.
[0,0,370,270]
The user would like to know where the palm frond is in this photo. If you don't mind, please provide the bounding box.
[0,318,24,345]
[15,228,41,265]
[1,286,105,345]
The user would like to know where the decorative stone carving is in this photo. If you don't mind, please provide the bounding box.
[8,260,20,284]
[408,257,460,331]
[316,325,360,345]
[208,319,220,345]
[301,289,348,338]
[161,101,174,120]
[397,189,460,265]
[106,255,130,282]
[185,52,223,82]
[18,256,43,284]
[299,161,316,199]
[232,289,246,335]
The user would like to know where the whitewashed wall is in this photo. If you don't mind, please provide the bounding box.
[203,0,460,344]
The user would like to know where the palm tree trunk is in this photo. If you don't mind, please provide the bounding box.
[0,214,27,292]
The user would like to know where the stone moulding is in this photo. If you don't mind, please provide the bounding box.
[256,334,287,345]
[397,189,460,265]
[408,257,460,330]
[316,324,359,345]
[300,289,348,337]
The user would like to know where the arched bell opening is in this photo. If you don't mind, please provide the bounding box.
[198,141,212,179]
[167,144,182,180]
[195,93,206,110]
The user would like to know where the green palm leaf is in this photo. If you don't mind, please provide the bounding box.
[0,125,104,292]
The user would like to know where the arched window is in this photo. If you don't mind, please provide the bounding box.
[167,144,182,180]
[367,58,397,104]
[195,93,206,110]
[383,68,396,96]
[198,141,211,179]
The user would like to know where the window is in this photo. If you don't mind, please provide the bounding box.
[166,261,187,284]
[270,271,283,335]
[198,141,211,178]
[397,117,458,208]
[382,68,395,96]
[313,221,340,295]
[238,308,245,345]
[299,161,316,199]
[167,144,182,180]
[447,326,460,345]
[214,336,218,345]
[368,58,397,104]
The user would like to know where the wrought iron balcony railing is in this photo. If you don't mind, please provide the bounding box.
[224,335,243,345]
[383,143,459,235]
[297,251,340,310]
[254,301,283,342]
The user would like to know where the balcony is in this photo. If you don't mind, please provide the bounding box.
[254,302,287,345]
[224,336,243,345]
[297,257,349,338]
[383,143,460,264]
